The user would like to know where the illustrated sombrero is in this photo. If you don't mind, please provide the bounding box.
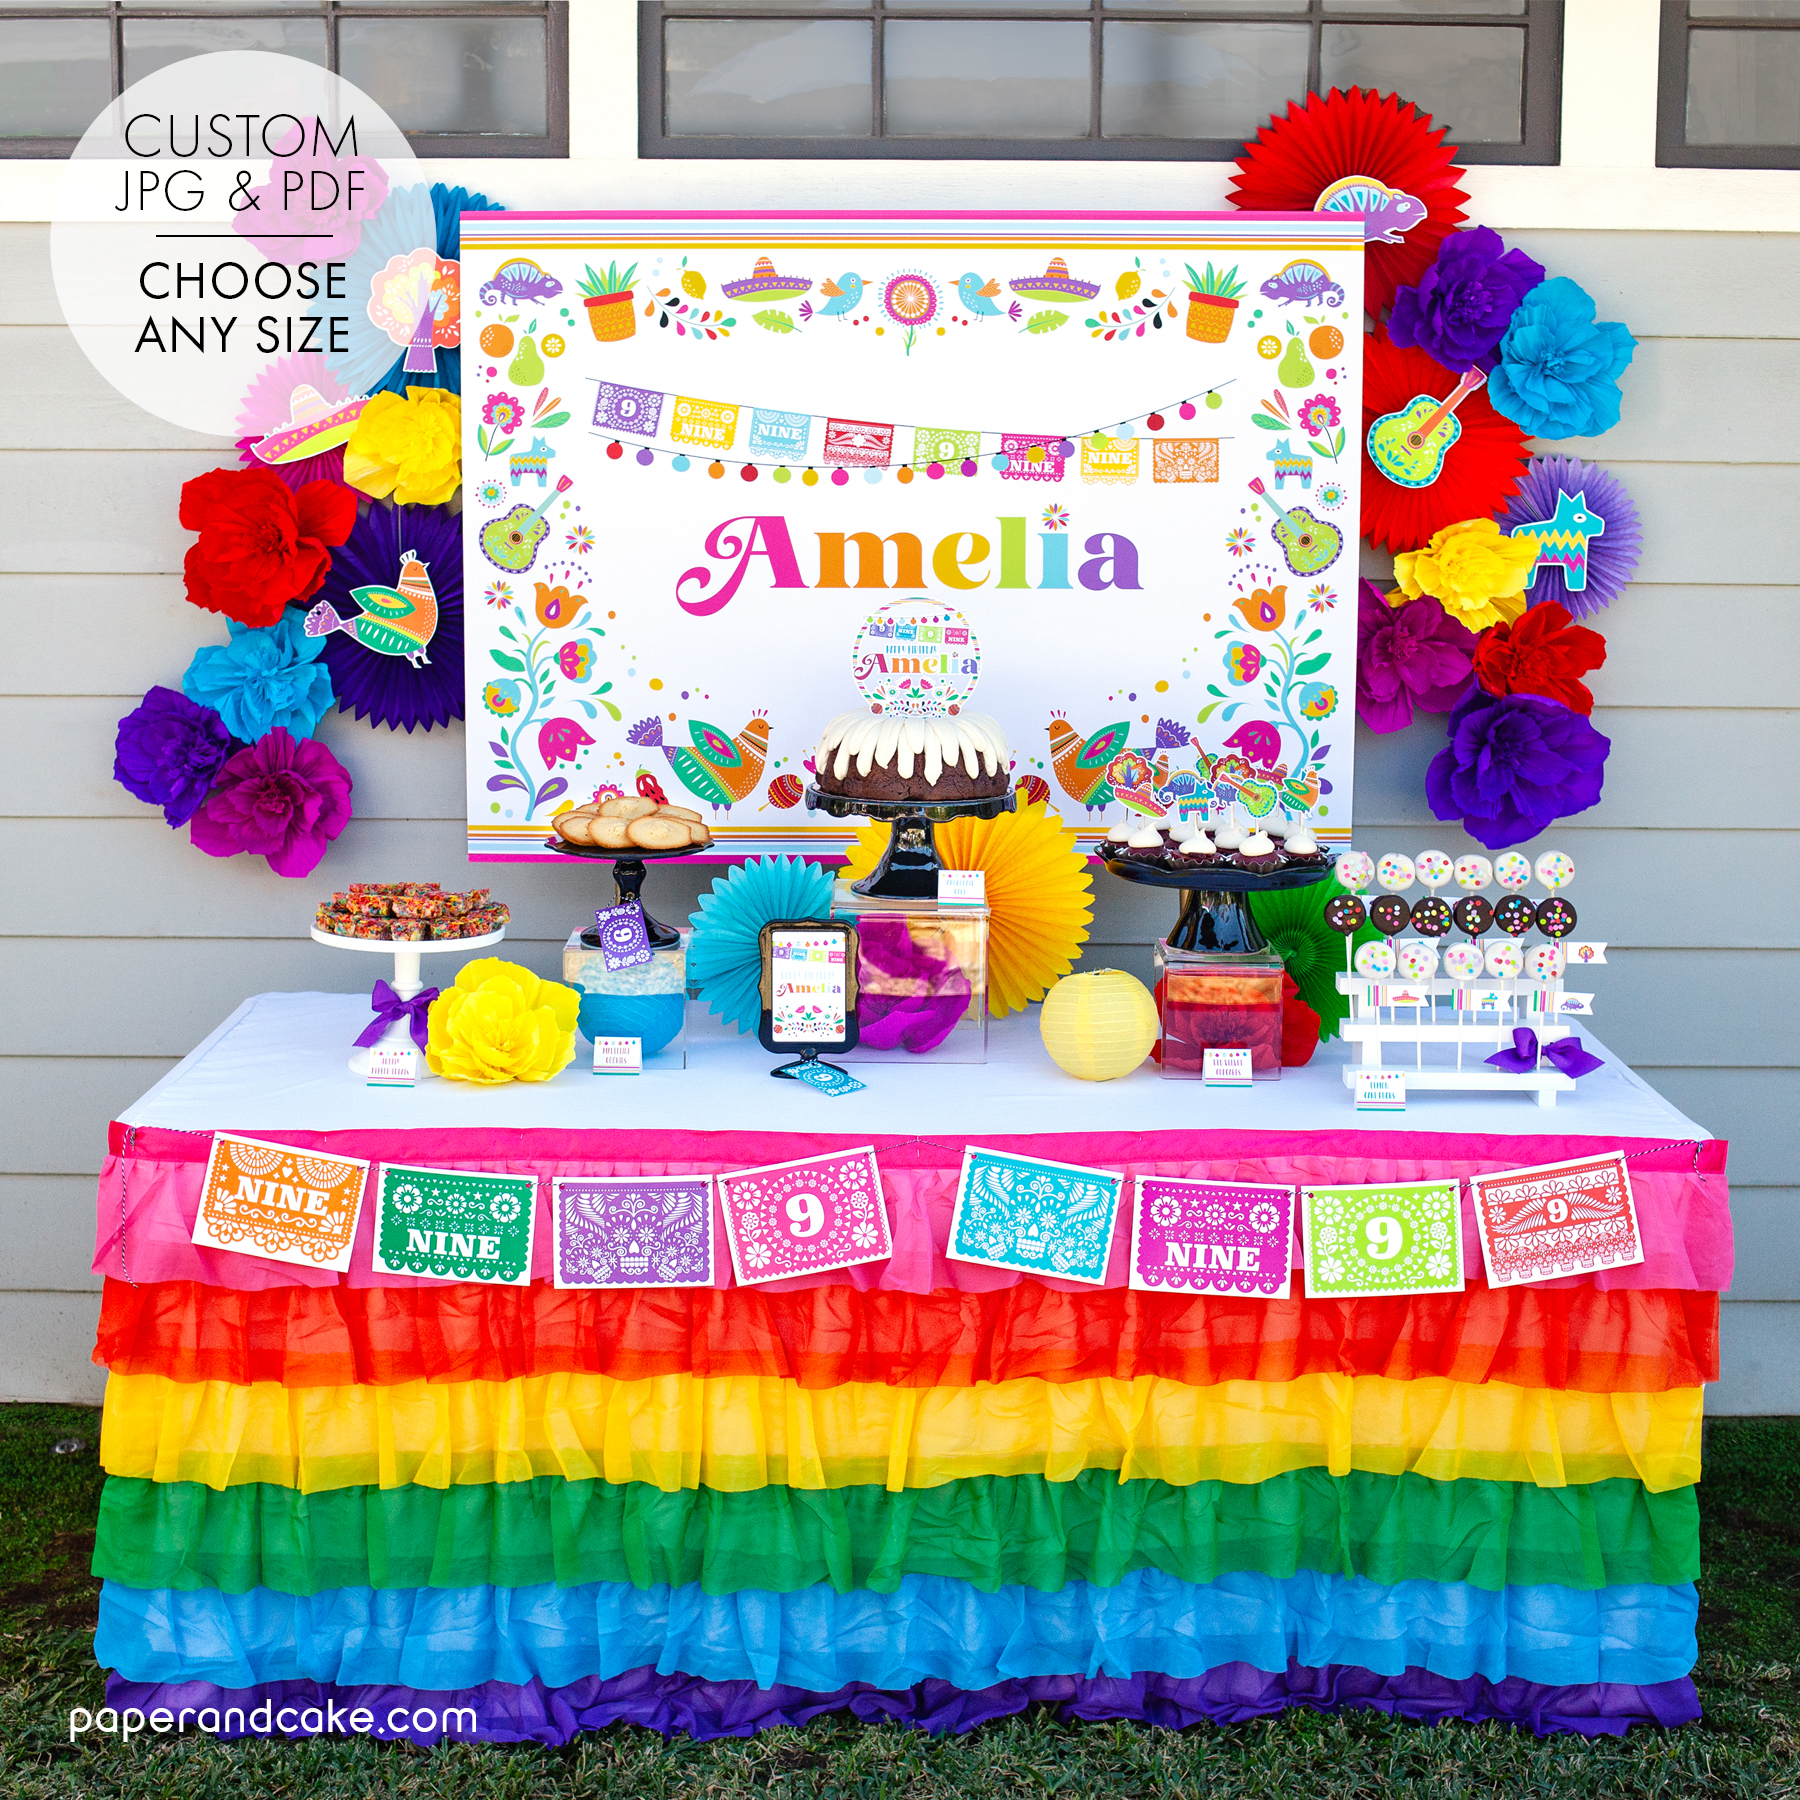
[251,384,370,465]
[1008,257,1100,302]
[720,255,813,301]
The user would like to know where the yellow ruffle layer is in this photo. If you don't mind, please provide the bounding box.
[99,1371,1702,1498]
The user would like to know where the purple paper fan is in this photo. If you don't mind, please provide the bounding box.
[307,502,463,732]
[1500,455,1641,621]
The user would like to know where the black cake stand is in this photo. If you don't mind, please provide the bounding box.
[544,838,695,949]
[1104,854,1337,954]
[807,787,1016,900]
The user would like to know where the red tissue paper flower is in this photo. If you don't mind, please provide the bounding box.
[1229,87,1468,319]
[179,466,357,628]
[1281,971,1320,1068]
[1361,330,1531,553]
[189,726,353,879]
[1473,601,1607,716]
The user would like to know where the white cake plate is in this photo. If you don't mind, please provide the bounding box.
[310,926,506,1078]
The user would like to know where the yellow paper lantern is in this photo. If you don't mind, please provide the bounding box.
[1038,969,1158,1081]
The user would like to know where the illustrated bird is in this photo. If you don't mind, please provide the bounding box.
[1046,715,1131,813]
[304,549,438,667]
[627,712,769,813]
[799,273,864,322]
[956,272,1006,317]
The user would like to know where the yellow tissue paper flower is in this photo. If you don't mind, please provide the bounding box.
[1391,517,1538,633]
[425,956,578,1085]
[842,796,1092,1017]
[343,387,462,506]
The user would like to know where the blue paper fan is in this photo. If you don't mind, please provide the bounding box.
[688,858,835,1035]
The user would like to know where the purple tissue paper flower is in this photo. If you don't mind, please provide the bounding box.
[1355,581,1477,735]
[189,726,353,878]
[1387,226,1546,373]
[112,686,235,827]
[1425,687,1609,850]
[1487,277,1636,440]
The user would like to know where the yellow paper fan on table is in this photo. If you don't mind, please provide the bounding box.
[841,798,1093,1016]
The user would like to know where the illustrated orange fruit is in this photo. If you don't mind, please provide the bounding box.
[1257,335,1281,359]
[682,269,706,299]
[541,332,566,357]
[1309,325,1344,357]
[478,323,513,357]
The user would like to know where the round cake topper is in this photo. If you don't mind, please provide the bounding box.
[851,600,980,716]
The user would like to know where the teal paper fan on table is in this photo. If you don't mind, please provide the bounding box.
[689,857,836,1034]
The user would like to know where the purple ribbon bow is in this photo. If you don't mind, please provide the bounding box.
[1484,1027,1604,1079]
[354,980,440,1054]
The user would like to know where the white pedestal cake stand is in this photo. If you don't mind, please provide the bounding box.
[310,926,506,1078]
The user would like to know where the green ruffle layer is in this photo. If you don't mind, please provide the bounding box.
[96,1469,1699,1598]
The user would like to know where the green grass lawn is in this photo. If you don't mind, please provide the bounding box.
[0,1403,1793,1798]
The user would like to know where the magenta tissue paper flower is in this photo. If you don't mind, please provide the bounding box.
[1355,581,1477,734]
[1425,687,1609,850]
[1387,226,1545,373]
[189,726,353,878]
[112,686,236,827]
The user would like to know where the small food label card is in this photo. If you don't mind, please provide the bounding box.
[366,1044,418,1087]
[1202,1047,1254,1087]
[552,1175,714,1288]
[372,1164,537,1284]
[936,870,987,907]
[1300,1180,1465,1299]
[592,1035,643,1075]
[718,1147,891,1283]
[1130,1178,1294,1299]
[190,1134,368,1272]
[947,1148,1124,1286]
[1468,1152,1643,1287]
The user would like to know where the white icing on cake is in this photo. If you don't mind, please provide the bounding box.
[1239,829,1277,857]
[1283,824,1319,855]
[816,709,1009,786]
[1106,819,1132,842]
[1126,822,1163,848]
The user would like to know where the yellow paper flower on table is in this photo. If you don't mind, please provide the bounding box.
[425,957,578,1085]
[1039,969,1158,1081]
[1391,517,1538,632]
[841,797,1092,1017]
[343,387,462,506]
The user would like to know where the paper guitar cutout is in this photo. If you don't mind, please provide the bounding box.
[1365,367,1487,489]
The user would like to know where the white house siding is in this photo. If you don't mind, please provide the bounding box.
[0,199,1793,1407]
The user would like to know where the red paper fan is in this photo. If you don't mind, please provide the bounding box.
[1360,330,1531,554]
[1230,88,1469,319]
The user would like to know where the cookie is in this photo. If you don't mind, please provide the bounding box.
[1323,894,1366,935]
[1410,896,1453,938]
[1534,850,1575,891]
[554,811,598,846]
[655,804,704,824]
[1494,894,1536,937]
[626,815,692,850]
[1376,853,1415,892]
[1535,895,1578,939]
[1452,896,1493,937]
[599,796,658,821]
[1369,895,1411,937]
[1354,940,1396,979]
[685,821,713,846]
[589,816,634,849]
[1453,855,1492,892]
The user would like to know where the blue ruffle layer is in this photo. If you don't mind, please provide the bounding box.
[98,1569,1698,1695]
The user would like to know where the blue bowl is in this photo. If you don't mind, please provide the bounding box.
[576,991,685,1056]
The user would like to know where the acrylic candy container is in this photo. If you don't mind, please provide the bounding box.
[1153,941,1283,1080]
[831,881,988,1064]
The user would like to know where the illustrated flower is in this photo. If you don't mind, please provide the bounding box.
[1472,600,1607,715]
[1355,581,1478,734]
[1319,1257,1345,1285]
[483,679,524,716]
[1306,584,1337,611]
[745,1241,772,1270]
[474,477,507,507]
[881,271,939,328]
[851,1222,879,1249]
[1487,277,1636,440]
[342,386,461,506]
[1425,686,1610,850]
[182,614,335,743]
[567,525,595,554]
[557,640,594,680]
[392,1185,424,1214]
[484,581,514,608]
[112,686,236,827]
[189,726,353,879]
[489,1193,521,1223]
[1225,528,1254,557]
[1427,1252,1452,1281]
[1041,505,1070,531]
[481,391,522,432]
[1387,226,1546,372]
[424,957,578,1085]
[1223,720,1282,768]
[1150,1195,1182,1227]
[1249,1202,1280,1235]
[538,717,595,768]
[1298,394,1340,433]
[1393,517,1538,632]
[179,466,357,628]
[1314,481,1347,510]
[1429,1220,1449,1243]
[1297,682,1338,720]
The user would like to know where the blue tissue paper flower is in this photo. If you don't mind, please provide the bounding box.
[689,857,836,1035]
[1487,277,1636,441]
[183,612,335,743]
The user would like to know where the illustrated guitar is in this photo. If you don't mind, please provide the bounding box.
[1365,368,1487,488]
[1246,477,1343,577]
[480,474,573,574]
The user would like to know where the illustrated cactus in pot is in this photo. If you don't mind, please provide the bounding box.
[579,261,639,343]
[1184,262,1245,345]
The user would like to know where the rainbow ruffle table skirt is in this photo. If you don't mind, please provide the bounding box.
[90,995,1731,1743]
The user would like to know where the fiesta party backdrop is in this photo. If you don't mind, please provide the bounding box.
[458,214,1366,859]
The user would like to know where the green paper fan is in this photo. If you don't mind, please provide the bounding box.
[1248,880,1380,1043]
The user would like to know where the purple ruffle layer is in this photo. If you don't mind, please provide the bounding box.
[108,1661,1699,1745]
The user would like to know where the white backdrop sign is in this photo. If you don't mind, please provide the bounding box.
[460,212,1363,860]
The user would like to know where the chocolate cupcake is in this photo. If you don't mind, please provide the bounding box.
[1234,827,1281,872]
[1276,821,1327,867]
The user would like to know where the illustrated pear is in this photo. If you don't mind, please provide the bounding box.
[508,332,545,386]
[1276,334,1314,389]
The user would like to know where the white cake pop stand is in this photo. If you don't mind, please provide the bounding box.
[310,926,506,1078]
